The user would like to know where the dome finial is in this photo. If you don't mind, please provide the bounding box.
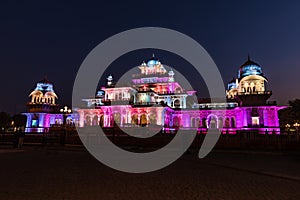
[152,53,155,58]
[40,75,51,84]
[247,54,251,61]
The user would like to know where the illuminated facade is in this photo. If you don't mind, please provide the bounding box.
[23,78,78,133]
[76,55,284,134]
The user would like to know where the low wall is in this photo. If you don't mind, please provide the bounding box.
[1,130,299,151]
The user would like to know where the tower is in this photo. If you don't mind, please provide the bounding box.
[23,78,63,132]
[226,56,271,106]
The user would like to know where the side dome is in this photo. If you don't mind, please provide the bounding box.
[29,77,58,104]
[227,78,237,90]
[238,56,263,79]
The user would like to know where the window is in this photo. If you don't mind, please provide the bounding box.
[32,120,38,127]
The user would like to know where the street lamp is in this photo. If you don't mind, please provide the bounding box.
[285,124,291,134]
[293,122,300,134]
[60,106,72,126]
[59,106,72,146]
[60,106,72,114]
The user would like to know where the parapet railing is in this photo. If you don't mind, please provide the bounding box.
[237,91,272,95]
[132,73,168,79]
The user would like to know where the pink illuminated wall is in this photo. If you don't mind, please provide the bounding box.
[77,104,283,134]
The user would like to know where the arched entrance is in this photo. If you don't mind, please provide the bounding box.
[85,116,91,126]
[208,115,217,129]
[225,117,230,128]
[174,99,180,108]
[191,118,195,127]
[140,114,148,127]
[173,116,181,128]
[92,115,98,126]
[202,118,207,128]
[113,113,121,126]
[131,114,138,126]
[99,115,104,127]
[195,118,200,128]
[149,113,156,124]
[231,117,236,128]
[218,117,223,129]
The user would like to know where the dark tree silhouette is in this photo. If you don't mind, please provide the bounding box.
[288,99,300,119]
[0,112,11,132]
[279,99,300,126]
[12,114,27,128]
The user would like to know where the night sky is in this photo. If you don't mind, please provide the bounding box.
[1,0,300,114]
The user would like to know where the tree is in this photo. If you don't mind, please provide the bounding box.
[12,114,27,128]
[288,99,300,119]
[0,112,11,132]
[279,99,300,126]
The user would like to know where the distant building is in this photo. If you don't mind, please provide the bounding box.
[23,78,78,133]
[76,55,285,134]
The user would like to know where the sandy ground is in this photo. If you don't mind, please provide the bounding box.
[0,146,300,200]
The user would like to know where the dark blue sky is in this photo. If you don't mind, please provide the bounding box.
[1,0,300,114]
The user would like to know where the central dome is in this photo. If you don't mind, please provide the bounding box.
[147,59,160,67]
[146,54,160,67]
[34,77,55,93]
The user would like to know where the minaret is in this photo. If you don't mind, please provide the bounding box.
[168,69,175,82]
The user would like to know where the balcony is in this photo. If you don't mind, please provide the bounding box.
[237,91,272,95]
[101,99,133,106]
[132,73,168,79]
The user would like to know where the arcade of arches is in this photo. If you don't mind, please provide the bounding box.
[78,107,237,130]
